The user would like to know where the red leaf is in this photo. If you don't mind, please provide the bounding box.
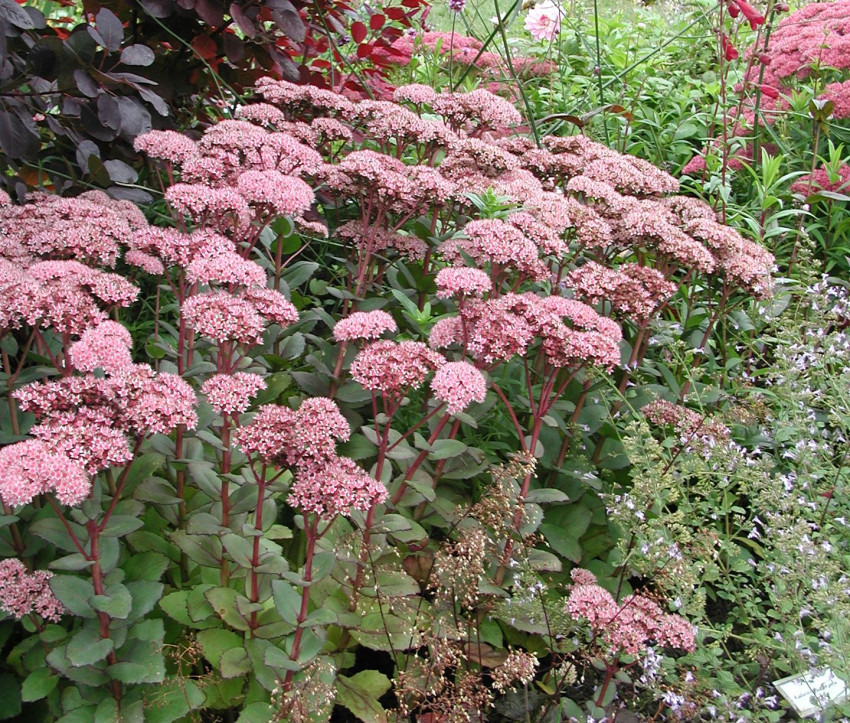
[401,0,421,8]
[356,42,373,58]
[385,7,406,19]
[369,13,385,30]
[351,21,367,43]
[192,34,218,61]
[311,58,331,69]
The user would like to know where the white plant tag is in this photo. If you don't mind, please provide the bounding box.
[773,668,849,718]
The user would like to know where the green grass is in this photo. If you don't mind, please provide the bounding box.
[427,0,683,36]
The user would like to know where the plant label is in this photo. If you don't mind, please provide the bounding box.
[773,668,849,718]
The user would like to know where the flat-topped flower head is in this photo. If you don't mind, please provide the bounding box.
[431,362,487,414]
[583,155,679,197]
[393,83,438,106]
[182,292,266,345]
[31,422,132,475]
[255,77,355,118]
[441,219,547,282]
[0,193,137,267]
[236,170,315,216]
[351,340,444,397]
[68,321,133,375]
[237,397,350,467]
[134,129,199,165]
[0,440,90,507]
[3,262,139,336]
[289,456,386,518]
[165,183,252,233]
[622,207,715,273]
[432,89,522,132]
[186,252,267,288]
[111,365,198,434]
[235,103,287,128]
[333,310,397,342]
[201,373,267,415]
[0,559,64,622]
[435,268,493,298]
[566,262,677,321]
[240,286,299,327]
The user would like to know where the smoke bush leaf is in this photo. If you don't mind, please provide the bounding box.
[95,9,123,52]
[120,44,155,66]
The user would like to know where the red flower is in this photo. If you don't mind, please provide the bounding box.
[722,35,739,61]
[731,0,765,29]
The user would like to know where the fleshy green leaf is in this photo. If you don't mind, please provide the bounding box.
[21,667,59,702]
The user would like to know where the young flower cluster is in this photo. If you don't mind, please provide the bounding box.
[0,559,64,622]
[491,650,539,692]
[237,397,386,518]
[566,569,697,657]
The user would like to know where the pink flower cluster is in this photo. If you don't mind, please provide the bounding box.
[566,262,677,321]
[12,366,197,478]
[237,397,386,517]
[0,559,64,622]
[333,310,398,342]
[790,165,850,196]
[181,288,298,345]
[430,361,487,414]
[0,440,90,507]
[69,321,133,374]
[435,268,493,298]
[566,569,696,656]
[201,372,267,415]
[350,340,445,398]
[441,219,548,282]
[0,260,138,336]
[430,293,622,370]
[0,191,144,267]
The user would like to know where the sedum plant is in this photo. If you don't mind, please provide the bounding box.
[0,72,775,721]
